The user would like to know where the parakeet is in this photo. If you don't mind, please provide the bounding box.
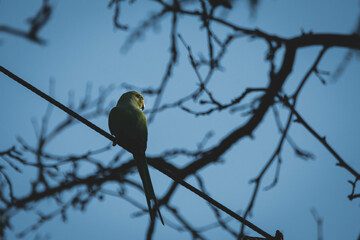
[108,91,164,225]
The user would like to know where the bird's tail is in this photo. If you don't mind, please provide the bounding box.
[134,153,164,225]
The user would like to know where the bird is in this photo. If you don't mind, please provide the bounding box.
[108,91,164,225]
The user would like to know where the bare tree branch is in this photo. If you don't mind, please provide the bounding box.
[0,0,52,44]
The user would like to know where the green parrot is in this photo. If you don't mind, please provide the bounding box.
[108,91,164,225]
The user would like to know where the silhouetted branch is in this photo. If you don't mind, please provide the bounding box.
[167,205,207,240]
[272,106,314,161]
[147,0,179,123]
[120,3,169,52]
[311,208,323,240]
[0,0,52,44]
[279,95,360,180]
[108,0,129,30]
[195,174,238,237]
[348,178,360,201]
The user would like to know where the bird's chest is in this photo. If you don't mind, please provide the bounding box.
[109,106,147,152]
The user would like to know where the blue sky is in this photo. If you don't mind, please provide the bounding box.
[1,0,360,239]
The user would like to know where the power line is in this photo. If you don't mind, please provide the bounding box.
[0,65,276,240]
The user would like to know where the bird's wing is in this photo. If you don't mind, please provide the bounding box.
[108,105,147,153]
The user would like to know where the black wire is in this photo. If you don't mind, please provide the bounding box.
[0,65,274,240]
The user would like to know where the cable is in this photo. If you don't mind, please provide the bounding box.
[0,65,275,240]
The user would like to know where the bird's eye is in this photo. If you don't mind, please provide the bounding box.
[137,94,141,99]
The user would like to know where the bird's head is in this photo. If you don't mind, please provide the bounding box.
[117,91,145,110]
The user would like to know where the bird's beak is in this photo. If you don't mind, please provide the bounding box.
[141,100,145,111]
